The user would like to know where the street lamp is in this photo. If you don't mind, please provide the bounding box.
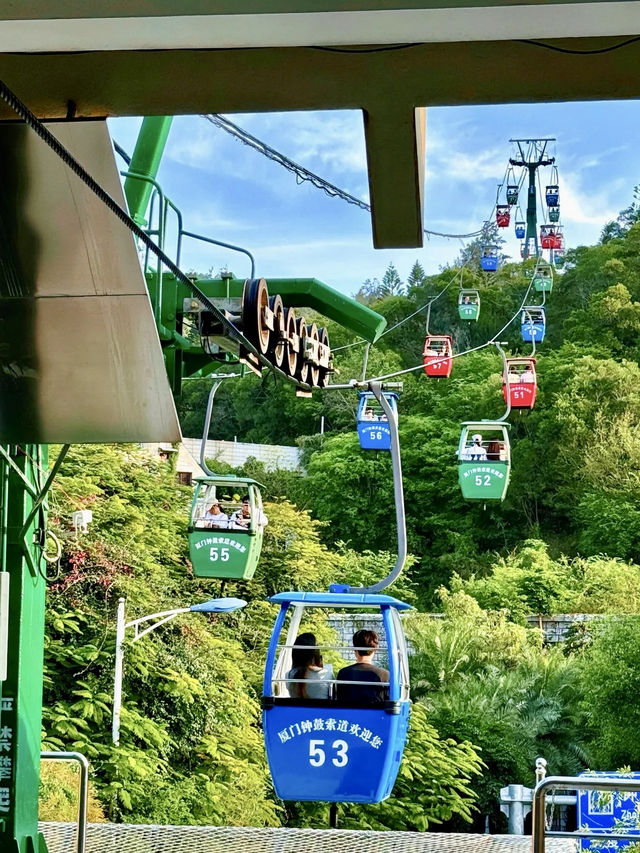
[112,595,246,745]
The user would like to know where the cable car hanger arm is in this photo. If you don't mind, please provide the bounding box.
[332,382,407,594]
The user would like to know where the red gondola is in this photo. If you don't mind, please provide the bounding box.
[503,358,537,410]
[540,225,555,249]
[496,205,510,228]
[550,227,564,250]
[423,335,453,378]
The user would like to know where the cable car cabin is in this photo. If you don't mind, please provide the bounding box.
[506,185,519,206]
[458,289,480,321]
[357,390,397,451]
[188,476,266,580]
[262,590,411,803]
[503,358,537,410]
[457,422,511,501]
[521,306,546,343]
[496,205,511,228]
[550,227,564,250]
[553,249,565,269]
[480,244,499,272]
[515,221,526,239]
[545,185,560,206]
[533,263,554,293]
[423,335,453,378]
[549,206,560,223]
[540,225,555,249]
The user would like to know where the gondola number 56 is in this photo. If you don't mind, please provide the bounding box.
[309,739,349,767]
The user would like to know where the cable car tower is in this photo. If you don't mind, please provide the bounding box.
[509,138,555,260]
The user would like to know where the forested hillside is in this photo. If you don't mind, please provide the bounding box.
[43,205,640,831]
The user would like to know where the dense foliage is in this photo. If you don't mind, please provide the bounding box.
[42,196,640,831]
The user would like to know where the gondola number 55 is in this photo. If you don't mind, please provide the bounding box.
[309,739,349,767]
[209,546,230,562]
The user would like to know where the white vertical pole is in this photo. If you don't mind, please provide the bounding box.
[112,597,126,746]
[320,416,325,435]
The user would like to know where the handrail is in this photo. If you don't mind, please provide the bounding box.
[40,751,89,853]
[532,775,640,853]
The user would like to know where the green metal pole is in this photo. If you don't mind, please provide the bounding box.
[0,444,50,853]
[524,164,538,261]
[124,116,173,227]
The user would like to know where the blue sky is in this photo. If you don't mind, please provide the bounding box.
[110,100,638,296]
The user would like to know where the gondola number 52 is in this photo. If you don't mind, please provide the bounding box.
[309,739,349,767]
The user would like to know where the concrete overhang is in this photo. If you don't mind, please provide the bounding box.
[0,1,639,248]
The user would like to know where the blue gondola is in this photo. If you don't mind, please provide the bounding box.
[480,244,499,272]
[262,590,411,803]
[515,221,526,239]
[521,306,546,343]
[546,184,560,206]
[357,390,397,451]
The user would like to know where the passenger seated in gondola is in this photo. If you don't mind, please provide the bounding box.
[363,408,378,421]
[461,434,487,461]
[486,440,502,462]
[285,633,332,700]
[202,500,228,529]
[520,367,535,383]
[337,630,389,703]
[229,495,268,530]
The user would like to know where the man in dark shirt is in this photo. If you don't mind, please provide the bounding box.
[337,629,389,703]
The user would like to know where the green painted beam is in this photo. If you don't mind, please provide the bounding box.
[124,116,173,227]
[0,445,50,853]
[189,277,386,343]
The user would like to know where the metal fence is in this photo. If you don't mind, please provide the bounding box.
[40,824,577,853]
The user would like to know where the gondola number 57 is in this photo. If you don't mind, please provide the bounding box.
[309,739,349,767]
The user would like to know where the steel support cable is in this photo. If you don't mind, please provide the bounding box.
[330,264,538,387]
[202,113,484,240]
[0,80,312,388]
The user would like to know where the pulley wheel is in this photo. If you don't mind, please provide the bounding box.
[306,324,320,388]
[283,307,298,378]
[295,316,309,386]
[242,278,271,356]
[268,294,286,369]
[317,327,331,388]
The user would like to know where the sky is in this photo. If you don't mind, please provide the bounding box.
[110,99,639,296]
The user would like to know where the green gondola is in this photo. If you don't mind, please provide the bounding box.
[548,206,560,223]
[458,289,480,321]
[457,422,511,501]
[188,476,266,580]
[533,262,554,293]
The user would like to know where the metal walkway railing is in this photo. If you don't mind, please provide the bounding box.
[533,774,640,852]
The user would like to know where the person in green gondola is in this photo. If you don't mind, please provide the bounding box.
[202,499,228,529]
[461,434,487,462]
[229,495,268,530]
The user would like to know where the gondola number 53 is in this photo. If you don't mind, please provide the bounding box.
[309,739,349,767]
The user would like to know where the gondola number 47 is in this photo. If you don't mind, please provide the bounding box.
[309,739,349,767]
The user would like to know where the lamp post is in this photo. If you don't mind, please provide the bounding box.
[112,595,246,745]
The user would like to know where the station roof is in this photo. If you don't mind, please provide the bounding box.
[0,2,638,247]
